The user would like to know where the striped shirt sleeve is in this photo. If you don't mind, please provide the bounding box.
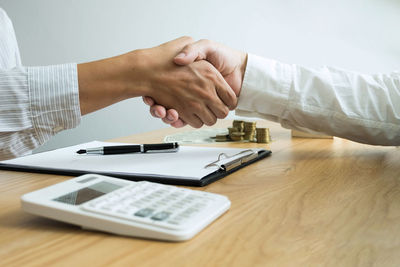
[0,64,81,160]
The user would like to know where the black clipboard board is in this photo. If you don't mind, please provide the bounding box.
[0,143,271,187]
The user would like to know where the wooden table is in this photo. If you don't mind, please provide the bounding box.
[1,120,400,267]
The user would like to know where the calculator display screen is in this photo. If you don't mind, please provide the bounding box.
[53,181,122,205]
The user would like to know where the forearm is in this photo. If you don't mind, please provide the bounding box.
[77,50,149,115]
[0,50,151,160]
[237,54,400,145]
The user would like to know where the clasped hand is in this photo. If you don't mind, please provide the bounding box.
[142,37,247,128]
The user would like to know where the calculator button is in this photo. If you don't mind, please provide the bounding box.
[148,204,160,210]
[100,205,113,211]
[134,208,154,217]
[116,209,128,214]
[134,201,147,207]
[169,216,188,225]
[154,201,168,207]
[166,219,184,226]
[151,211,171,221]
[129,203,142,209]
[193,203,207,209]
[175,200,188,206]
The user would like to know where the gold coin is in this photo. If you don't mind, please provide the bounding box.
[232,121,244,131]
[215,134,231,142]
[228,127,238,135]
[230,136,244,141]
[230,132,245,137]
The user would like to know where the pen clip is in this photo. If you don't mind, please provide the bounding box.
[144,142,179,153]
[144,148,179,153]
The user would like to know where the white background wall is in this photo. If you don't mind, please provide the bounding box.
[0,0,399,152]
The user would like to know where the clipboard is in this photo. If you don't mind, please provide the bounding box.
[0,141,271,186]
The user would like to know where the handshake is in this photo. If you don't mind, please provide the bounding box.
[141,37,247,128]
[78,37,247,131]
[77,36,246,129]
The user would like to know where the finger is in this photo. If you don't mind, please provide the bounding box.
[162,117,173,125]
[150,105,167,118]
[171,117,187,128]
[142,96,155,106]
[207,103,229,120]
[161,109,179,125]
[171,119,187,128]
[213,70,238,110]
[174,39,215,66]
[181,113,204,128]
[192,104,217,127]
[204,72,233,117]
[161,36,194,51]
[165,109,180,122]
[201,62,236,113]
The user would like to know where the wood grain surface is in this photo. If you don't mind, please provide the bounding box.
[1,120,399,267]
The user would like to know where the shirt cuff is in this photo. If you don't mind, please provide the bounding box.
[27,63,81,144]
[236,54,293,120]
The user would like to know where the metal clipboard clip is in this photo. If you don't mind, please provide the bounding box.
[204,149,259,171]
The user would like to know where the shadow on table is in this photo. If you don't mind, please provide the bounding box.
[0,209,82,232]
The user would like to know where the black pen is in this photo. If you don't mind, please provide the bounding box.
[76,142,179,155]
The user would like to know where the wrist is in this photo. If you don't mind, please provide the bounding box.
[77,50,151,115]
[120,49,154,98]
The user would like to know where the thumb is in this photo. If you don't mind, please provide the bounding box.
[174,39,214,66]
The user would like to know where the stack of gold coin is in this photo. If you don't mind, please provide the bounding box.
[228,127,238,136]
[230,132,245,141]
[215,134,231,142]
[244,121,257,141]
[229,121,245,141]
[232,120,244,132]
[256,128,271,143]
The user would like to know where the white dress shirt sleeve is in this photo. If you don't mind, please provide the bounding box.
[0,8,81,160]
[0,65,81,159]
[236,54,400,146]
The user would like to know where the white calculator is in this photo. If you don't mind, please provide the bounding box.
[21,174,230,241]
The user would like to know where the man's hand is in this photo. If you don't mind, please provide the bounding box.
[174,39,247,95]
[79,37,237,128]
[139,37,240,128]
[142,39,247,127]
